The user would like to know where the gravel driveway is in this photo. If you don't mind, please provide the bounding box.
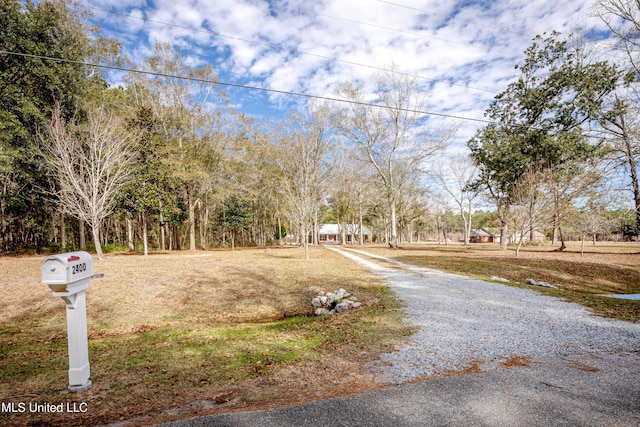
[154,247,640,427]
[327,247,640,383]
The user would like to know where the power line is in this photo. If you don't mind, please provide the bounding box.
[0,50,495,125]
[84,3,497,95]
[318,13,507,54]
[373,0,535,39]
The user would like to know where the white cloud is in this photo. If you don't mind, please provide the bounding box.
[91,0,612,149]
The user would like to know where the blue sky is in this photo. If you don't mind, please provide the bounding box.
[85,0,614,152]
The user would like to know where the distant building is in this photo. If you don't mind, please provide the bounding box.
[470,228,546,244]
[469,229,494,243]
[316,224,372,244]
[511,231,546,244]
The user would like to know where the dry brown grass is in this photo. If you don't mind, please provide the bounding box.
[360,241,640,321]
[2,241,638,425]
[0,247,411,426]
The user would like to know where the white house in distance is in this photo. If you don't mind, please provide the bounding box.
[317,224,372,244]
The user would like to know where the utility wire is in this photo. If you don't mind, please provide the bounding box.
[373,0,535,39]
[317,13,513,55]
[84,4,498,94]
[0,50,495,125]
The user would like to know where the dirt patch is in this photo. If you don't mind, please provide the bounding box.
[408,359,484,384]
[568,360,601,372]
[502,356,532,368]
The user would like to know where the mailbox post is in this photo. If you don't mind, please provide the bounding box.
[41,251,101,392]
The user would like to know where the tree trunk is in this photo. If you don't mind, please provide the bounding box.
[389,200,398,249]
[408,221,414,244]
[301,223,309,260]
[79,221,86,251]
[358,202,364,245]
[500,220,508,250]
[200,202,209,250]
[556,226,567,252]
[126,217,135,251]
[461,213,469,246]
[160,211,166,251]
[92,224,104,260]
[142,213,149,257]
[515,234,525,257]
[60,211,67,251]
[466,208,473,247]
[187,185,196,251]
[313,210,318,246]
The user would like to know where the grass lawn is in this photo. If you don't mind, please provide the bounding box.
[1,242,638,426]
[0,247,412,426]
[358,241,640,322]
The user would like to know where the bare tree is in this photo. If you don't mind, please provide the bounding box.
[328,152,355,245]
[593,1,640,231]
[509,169,553,257]
[576,208,609,256]
[594,0,640,73]
[597,97,640,233]
[266,104,333,260]
[44,103,138,259]
[435,154,479,245]
[335,64,455,248]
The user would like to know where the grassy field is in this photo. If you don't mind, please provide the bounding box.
[0,247,411,426]
[1,242,638,426]
[359,241,640,322]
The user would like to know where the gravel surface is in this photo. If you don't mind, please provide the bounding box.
[328,247,640,384]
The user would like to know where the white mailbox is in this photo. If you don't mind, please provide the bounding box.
[41,251,99,392]
[42,251,94,294]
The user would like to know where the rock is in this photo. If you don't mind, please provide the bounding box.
[525,278,558,289]
[537,281,558,289]
[311,288,362,315]
[491,276,509,282]
[335,302,349,313]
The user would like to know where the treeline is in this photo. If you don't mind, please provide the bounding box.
[2,0,640,257]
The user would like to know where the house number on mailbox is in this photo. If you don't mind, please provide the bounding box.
[72,263,87,275]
